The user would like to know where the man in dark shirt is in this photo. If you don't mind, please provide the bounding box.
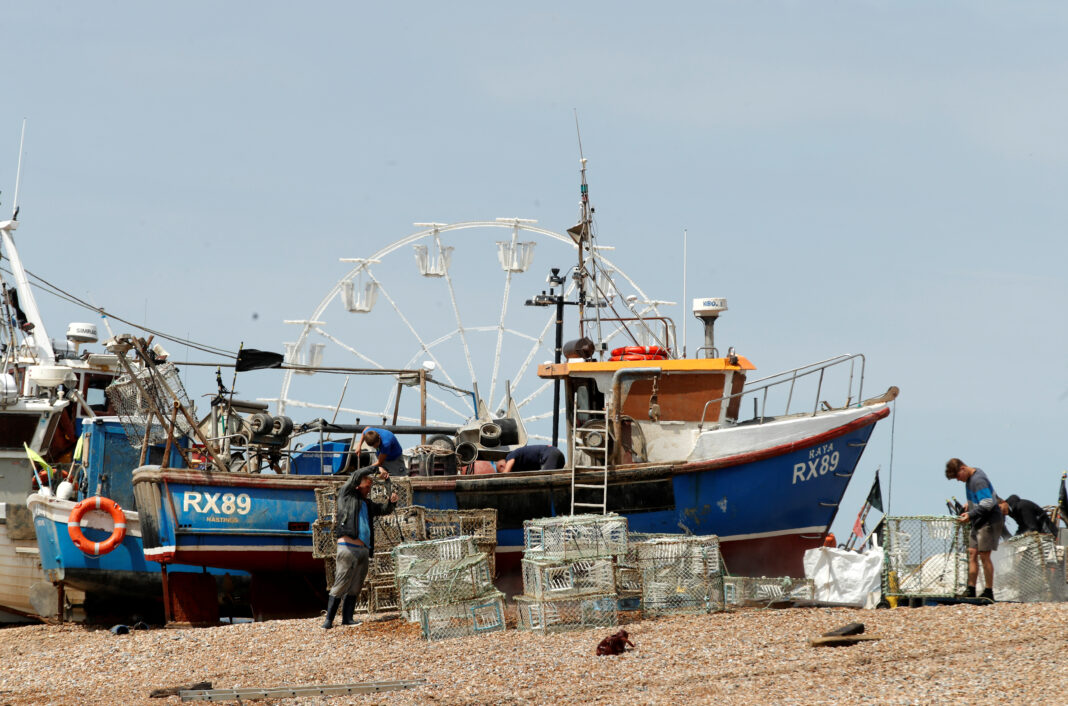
[998,494,1057,536]
[321,466,397,629]
[496,445,566,473]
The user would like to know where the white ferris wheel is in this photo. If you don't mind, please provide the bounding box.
[271,219,673,442]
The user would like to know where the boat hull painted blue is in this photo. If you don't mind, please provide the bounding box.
[135,407,885,579]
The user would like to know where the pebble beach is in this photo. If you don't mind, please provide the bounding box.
[2,602,1065,705]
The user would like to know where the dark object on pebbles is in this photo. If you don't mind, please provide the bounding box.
[821,622,865,637]
[596,629,635,655]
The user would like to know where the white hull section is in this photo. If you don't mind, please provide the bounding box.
[687,404,885,463]
[0,521,45,619]
[27,494,145,537]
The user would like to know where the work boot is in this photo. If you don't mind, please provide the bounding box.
[980,587,995,602]
[964,585,976,598]
[341,596,359,625]
[322,595,341,629]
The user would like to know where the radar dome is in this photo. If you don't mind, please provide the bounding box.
[66,323,99,344]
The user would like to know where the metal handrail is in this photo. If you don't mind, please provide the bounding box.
[697,354,866,430]
[583,316,677,357]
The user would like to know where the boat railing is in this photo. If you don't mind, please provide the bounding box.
[584,316,677,357]
[698,354,866,430]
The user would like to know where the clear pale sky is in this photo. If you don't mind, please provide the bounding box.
[3,2,1066,542]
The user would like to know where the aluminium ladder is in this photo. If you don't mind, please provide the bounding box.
[569,395,609,515]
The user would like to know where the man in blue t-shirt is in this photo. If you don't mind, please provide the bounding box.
[945,457,1005,601]
[351,427,407,477]
[496,445,565,473]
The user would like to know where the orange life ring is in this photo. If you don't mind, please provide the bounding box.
[68,496,127,556]
[609,353,667,361]
[610,345,669,358]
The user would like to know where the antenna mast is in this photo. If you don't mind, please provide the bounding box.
[12,119,26,219]
[682,229,688,358]
[568,110,598,349]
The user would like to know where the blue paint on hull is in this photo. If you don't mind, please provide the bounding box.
[143,413,880,580]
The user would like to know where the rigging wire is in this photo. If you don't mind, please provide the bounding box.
[0,262,235,358]
[887,397,897,514]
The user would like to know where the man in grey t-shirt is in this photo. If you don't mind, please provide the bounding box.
[945,457,1004,602]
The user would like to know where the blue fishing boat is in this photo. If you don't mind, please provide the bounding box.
[27,418,248,623]
[130,161,898,610]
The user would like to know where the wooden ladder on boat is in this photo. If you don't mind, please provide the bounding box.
[570,397,609,515]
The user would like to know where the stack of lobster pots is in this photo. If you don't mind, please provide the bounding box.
[514,513,628,633]
[632,533,726,617]
[312,480,418,614]
[392,535,505,641]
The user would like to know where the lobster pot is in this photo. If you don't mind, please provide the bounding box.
[635,536,723,617]
[615,565,643,598]
[314,486,338,521]
[105,362,195,449]
[371,582,399,613]
[634,535,721,574]
[374,506,427,555]
[992,533,1068,603]
[324,556,336,590]
[372,551,396,576]
[366,551,398,613]
[399,553,494,609]
[640,568,724,617]
[419,591,506,641]
[521,557,616,600]
[612,532,678,598]
[523,513,628,561]
[723,576,815,607]
[476,539,497,578]
[311,520,335,560]
[514,593,618,634]
[369,477,414,508]
[424,508,498,542]
[393,536,478,575]
[882,516,968,599]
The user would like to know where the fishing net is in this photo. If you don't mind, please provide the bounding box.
[105,362,194,449]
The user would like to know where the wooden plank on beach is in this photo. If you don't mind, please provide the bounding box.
[179,679,426,701]
[809,634,882,648]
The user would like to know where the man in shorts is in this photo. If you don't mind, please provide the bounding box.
[945,458,1004,601]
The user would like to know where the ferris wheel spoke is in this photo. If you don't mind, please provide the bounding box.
[515,379,553,411]
[368,273,464,392]
[487,225,524,412]
[313,326,386,369]
[492,314,555,415]
[435,231,478,388]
